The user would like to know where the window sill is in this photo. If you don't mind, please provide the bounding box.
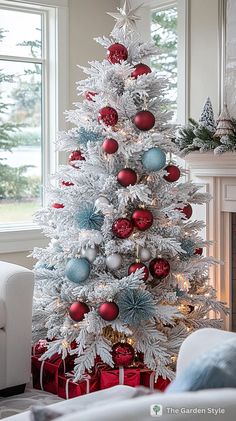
[0,225,48,254]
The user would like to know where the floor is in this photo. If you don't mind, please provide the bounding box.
[0,385,62,419]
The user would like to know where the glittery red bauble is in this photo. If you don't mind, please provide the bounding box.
[98,302,119,321]
[69,301,89,322]
[134,110,155,131]
[69,150,85,168]
[52,203,64,209]
[131,63,152,79]
[195,247,203,256]
[164,165,181,182]
[112,342,135,367]
[131,209,153,231]
[117,168,137,187]
[128,262,149,281]
[98,106,118,126]
[61,181,74,187]
[84,91,97,101]
[149,258,170,279]
[107,43,128,64]
[102,138,119,154]
[112,218,134,239]
[177,204,193,220]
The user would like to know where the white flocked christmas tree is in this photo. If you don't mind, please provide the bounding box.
[32,1,227,382]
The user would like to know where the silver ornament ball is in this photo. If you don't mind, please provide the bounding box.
[95,196,110,207]
[139,247,151,262]
[81,247,97,263]
[106,253,122,270]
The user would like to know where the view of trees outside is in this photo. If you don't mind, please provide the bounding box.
[151,6,178,119]
[0,9,42,225]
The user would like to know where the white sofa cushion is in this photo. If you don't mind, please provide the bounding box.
[0,298,6,328]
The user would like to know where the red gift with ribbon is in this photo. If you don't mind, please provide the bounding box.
[31,353,66,394]
[58,372,99,399]
[99,365,140,390]
[140,370,171,392]
[32,340,48,357]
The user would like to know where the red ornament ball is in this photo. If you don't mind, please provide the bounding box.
[134,110,155,131]
[131,63,152,79]
[84,91,97,101]
[52,203,64,209]
[107,43,128,64]
[112,218,134,239]
[69,150,85,168]
[98,106,118,126]
[177,204,193,220]
[149,258,170,279]
[195,247,203,256]
[69,301,89,322]
[102,138,119,154]
[164,165,181,182]
[131,209,153,231]
[117,168,137,187]
[112,342,135,367]
[128,262,149,281]
[98,302,119,321]
[61,181,74,187]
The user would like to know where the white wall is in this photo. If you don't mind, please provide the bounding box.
[0,0,119,269]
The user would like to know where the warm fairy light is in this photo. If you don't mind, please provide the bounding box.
[171,356,177,363]
[62,340,69,349]
[127,338,135,346]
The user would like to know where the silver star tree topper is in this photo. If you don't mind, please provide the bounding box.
[107,0,143,33]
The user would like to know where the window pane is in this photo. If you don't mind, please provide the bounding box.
[0,60,42,225]
[0,9,42,58]
[151,6,178,120]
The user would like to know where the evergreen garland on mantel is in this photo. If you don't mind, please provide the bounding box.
[174,99,236,155]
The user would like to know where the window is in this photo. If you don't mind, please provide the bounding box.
[0,0,68,232]
[151,3,178,120]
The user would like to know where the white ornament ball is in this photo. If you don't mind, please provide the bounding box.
[106,253,122,270]
[81,247,97,263]
[95,196,110,207]
[139,247,151,262]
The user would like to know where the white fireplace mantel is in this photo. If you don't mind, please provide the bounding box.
[185,152,236,330]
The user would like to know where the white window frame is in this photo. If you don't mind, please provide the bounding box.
[0,0,68,253]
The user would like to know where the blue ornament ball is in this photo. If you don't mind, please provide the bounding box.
[142,147,166,171]
[65,257,91,284]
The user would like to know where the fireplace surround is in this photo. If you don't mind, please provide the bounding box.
[185,152,236,330]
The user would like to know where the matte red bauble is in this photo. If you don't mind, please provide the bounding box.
[134,110,155,131]
[149,258,170,279]
[131,63,152,79]
[117,168,137,187]
[69,301,89,322]
[107,43,128,64]
[131,209,153,231]
[164,165,181,182]
[102,138,119,154]
[69,150,85,168]
[98,106,118,126]
[52,203,64,209]
[177,204,193,220]
[112,218,134,239]
[112,342,135,367]
[61,181,74,187]
[98,302,119,321]
[128,262,149,281]
[84,91,97,101]
[195,247,203,256]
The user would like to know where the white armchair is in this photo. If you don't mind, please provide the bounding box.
[0,261,34,397]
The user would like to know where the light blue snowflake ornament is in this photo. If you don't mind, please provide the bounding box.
[117,288,156,325]
[142,147,166,171]
[75,203,104,231]
[65,257,91,284]
[175,286,185,297]
[181,238,196,258]
[77,127,104,146]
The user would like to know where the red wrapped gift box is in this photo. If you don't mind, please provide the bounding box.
[141,370,171,392]
[32,353,66,394]
[32,340,48,357]
[58,372,99,399]
[100,365,140,390]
